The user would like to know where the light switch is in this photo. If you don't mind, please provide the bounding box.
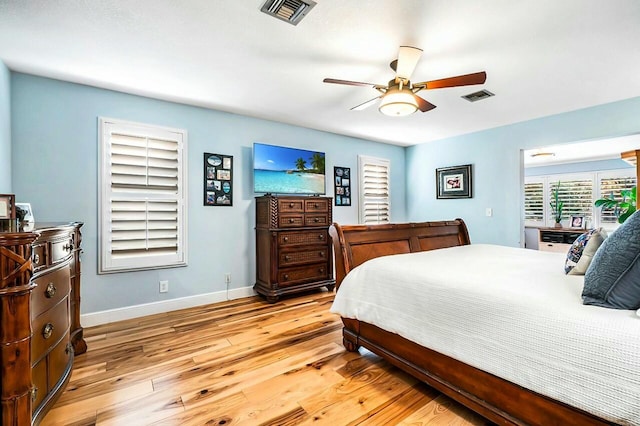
[485,208,493,217]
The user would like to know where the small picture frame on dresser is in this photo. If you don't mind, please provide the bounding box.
[0,194,15,219]
[16,203,34,223]
[570,215,585,229]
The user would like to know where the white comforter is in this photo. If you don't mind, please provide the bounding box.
[330,244,640,425]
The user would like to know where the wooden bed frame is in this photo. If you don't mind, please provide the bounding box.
[329,219,612,426]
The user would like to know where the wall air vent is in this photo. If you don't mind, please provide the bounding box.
[260,0,317,25]
[461,89,495,102]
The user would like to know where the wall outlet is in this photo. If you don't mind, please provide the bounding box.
[224,273,231,284]
[159,280,169,293]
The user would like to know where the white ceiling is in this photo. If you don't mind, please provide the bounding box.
[524,134,640,167]
[1,1,640,147]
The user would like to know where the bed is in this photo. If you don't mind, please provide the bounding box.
[328,219,640,426]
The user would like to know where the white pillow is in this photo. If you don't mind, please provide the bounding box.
[568,228,608,275]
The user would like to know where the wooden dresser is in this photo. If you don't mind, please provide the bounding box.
[254,195,335,302]
[0,222,85,425]
[538,227,584,253]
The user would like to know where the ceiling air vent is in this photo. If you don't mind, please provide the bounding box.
[461,89,495,102]
[260,0,317,25]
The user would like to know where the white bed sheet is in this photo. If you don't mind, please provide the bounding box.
[330,244,640,425]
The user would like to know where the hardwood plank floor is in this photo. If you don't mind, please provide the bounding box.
[41,291,493,426]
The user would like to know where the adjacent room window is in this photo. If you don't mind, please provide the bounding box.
[358,155,390,224]
[524,169,636,230]
[99,118,188,274]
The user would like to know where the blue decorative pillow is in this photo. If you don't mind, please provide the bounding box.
[564,229,596,274]
[582,210,640,310]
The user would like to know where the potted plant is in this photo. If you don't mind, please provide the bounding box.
[594,186,637,224]
[550,180,564,228]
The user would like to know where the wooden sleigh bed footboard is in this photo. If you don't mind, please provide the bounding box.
[328,220,611,426]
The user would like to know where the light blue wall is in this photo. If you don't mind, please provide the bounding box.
[10,73,406,314]
[0,61,10,192]
[525,158,633,177]
[406,96,640,247]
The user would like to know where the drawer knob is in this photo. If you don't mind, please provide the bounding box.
[31,387,38,402]
[33,254,40,264]
[284,255,291,261]
[45,282,57,298]
[283,237,289,242]
[289,218,294,223]
[283,274,289,281]
[318,234,324,240]
[313,218,319,223]
[319,268,325,274]
[314,203,319,208]
[319,252,324,257]
[63,242,74,251]
[65,342,73,355]
[42,323,54,339]
[289,203,294,208]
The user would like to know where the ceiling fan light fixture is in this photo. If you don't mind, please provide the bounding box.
[378,89,418,116]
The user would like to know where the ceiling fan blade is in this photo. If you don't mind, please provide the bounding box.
[415,71,487,90]
[351,96,381,111]
[395,46,423,81]
[414,95,437,112]
[323,78,378,88]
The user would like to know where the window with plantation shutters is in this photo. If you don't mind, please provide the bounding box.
[358,155,390,224]
[99,118,187,273]
[596,171,636,226]
[524,169,635,230]
[524,179,544,225]
[549,176,593,224]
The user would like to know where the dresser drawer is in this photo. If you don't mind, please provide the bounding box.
[51,236,74,265]
[279,248,329,267]
[280,214,304,228]
[279,199,304,213]
[49,332,72,391]
[31,266,71,319]
[539,242,571,253]
[31,298,69,363]
[278,263,329,286]
[32,244,46,270]
[279,230,328,246]
[304,214,329,227]
[31,358,47,410]
[305,199,329,213]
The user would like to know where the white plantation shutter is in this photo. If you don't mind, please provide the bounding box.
[597,171,636,226]
[524,179,544,226]
[358,155,390,224]
[99,118,187,273]
[549,176,593,224]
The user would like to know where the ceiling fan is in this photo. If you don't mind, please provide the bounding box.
[323,46,487,117]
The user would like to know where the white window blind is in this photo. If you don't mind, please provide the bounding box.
[358,155,390,224]
[99,118,187,273]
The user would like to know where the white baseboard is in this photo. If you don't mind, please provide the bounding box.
[81,286,257,327]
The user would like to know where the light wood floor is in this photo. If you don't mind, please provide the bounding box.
[42,291,492,426]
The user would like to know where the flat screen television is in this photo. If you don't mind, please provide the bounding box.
[253,142,326,195]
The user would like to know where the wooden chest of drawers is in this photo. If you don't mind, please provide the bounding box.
[255,195,335,302]
[0,222,85,425]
